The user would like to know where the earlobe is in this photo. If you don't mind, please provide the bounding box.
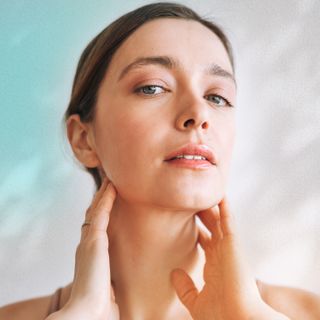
[66,114,100,168]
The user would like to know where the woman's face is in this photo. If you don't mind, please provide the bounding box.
[91,18,236,210]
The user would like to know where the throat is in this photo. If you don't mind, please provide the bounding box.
[106,196,202,318]
[110,245,201,320]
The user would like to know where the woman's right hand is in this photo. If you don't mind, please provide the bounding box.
[47,178,119,320]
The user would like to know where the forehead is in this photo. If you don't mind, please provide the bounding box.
[106,18,233,78]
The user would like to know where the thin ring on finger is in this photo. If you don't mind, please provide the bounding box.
[81,220,92,228]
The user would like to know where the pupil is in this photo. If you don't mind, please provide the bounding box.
[143,86,156,94]
[213,96,221,103]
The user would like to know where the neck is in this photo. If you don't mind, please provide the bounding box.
[107,194,201,319]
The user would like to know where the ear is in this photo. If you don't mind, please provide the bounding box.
[66,114,100,168]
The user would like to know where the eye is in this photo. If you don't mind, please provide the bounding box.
[205,94,233,107]
[134,85,166,96]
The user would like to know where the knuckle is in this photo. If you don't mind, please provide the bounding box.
[180,287,196,304]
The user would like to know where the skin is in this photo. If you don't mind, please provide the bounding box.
[69,18,237,319]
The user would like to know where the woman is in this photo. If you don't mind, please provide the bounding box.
[1,2,319,319]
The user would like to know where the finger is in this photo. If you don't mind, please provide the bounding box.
[197,227,210,251]
[218,198,235,237]
[197,207,217,233]
[170,268,198,312]
[80,207,92,242]
[110,283,116,302]
[90,177,110,212]
[197,207,223,240]
[81,179,109,242]
[214,218,223,241]
[196,206,218,232]
[84,178,109,223]
[89,182,117,235]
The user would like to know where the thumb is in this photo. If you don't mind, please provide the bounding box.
[170,268,198,312]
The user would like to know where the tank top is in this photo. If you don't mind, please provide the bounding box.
[47,287,63,316]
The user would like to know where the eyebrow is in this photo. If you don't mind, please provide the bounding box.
[117,55,236,87]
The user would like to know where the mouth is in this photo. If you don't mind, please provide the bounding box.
[164,156,214,169]
[164,143,217,165]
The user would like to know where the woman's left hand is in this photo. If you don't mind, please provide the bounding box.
[170,198,289,320]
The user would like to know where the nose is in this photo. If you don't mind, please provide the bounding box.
[175,95,209,131]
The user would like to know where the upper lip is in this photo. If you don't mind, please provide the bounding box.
[164,143,217,165]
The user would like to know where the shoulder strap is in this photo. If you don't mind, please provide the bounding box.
[47,287,63,316]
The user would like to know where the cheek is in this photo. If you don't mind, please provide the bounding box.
[112,112,153,149]
[223,127,235,157]
[210,113,235,163]
[218,120,235,179]
[96,109,164,203]
[96,110,157,175]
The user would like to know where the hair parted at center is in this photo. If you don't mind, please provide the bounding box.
[64,2,235,190]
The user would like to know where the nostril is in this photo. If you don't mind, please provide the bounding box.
[202,122,208,129]
[183,119,195,127]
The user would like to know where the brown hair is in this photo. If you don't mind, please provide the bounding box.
[65,2,235,190]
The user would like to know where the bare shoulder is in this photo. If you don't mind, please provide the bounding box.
[0,282,72,320]
[257,280,320,320]
[0,294,52,320]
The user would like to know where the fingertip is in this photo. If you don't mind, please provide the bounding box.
[171,268,182,277]
[170,269,198,311]
[219,197,227,209]
[106,181,112,189]
[107,181,117,196]
[219,197,232,218]
[197,205,218,219]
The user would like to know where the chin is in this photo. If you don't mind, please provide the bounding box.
[153,184,224,211]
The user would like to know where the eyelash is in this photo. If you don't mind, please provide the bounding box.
[134,85,168,96]
[134,85,234,107]
[206,94,234,108]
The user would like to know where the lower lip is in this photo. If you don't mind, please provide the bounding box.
[164,159,215,169]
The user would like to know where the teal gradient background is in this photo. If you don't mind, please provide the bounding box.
[0,0,145,235]
[1,0,320,306]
